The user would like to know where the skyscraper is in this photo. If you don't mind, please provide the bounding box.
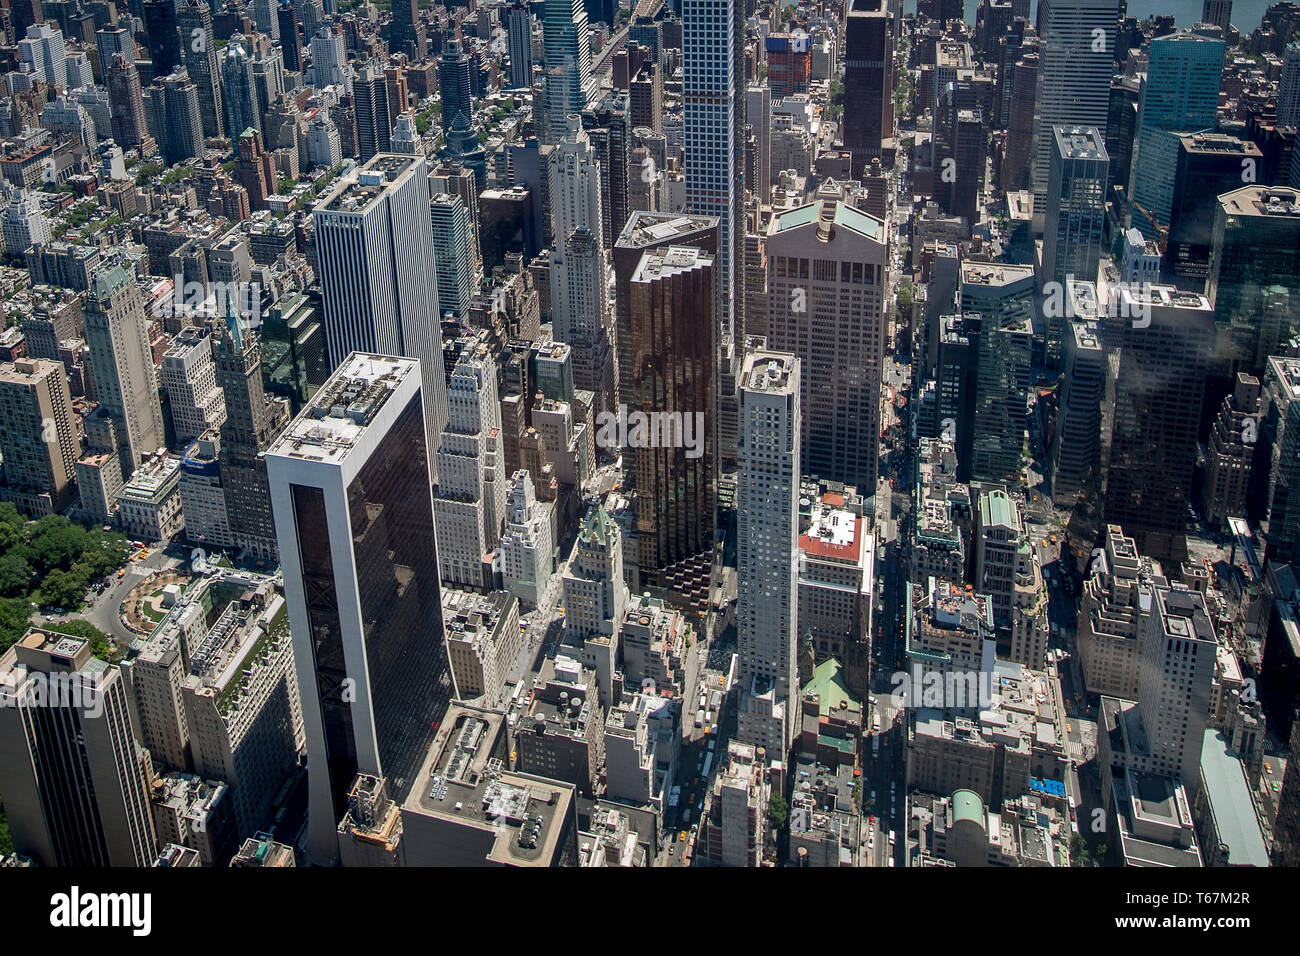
[507,4,533,90]
[736,349,801,757]
[1030,0,1118,228]
[215,308,289,563]
[1128,31,1224,241]
[624,245,716,608]
[1278,42,1300,129]
[1041,126,1108,365]
[1049,311,1106,506]
[683,0,742,469]
[278,1,303,73]
[390,0,418,60]
[107,54,155,155]
[143,0,182,77]
[266,353,449,866]
[353,63,392,161]
[222,39,261,137]
[843,0,896,176]
[0,628,158,867]
[313,154,448,461]
[548,116,617,414]
[83,266,165,476]
[1103,285,1216,562]
[765,198,889,490]
[146,71,204,165]
[541,0,595,142]
[438,38,473,131]
[0,358,79,516]
[429,192,476,322]
[434,341,507,590]
[1261,356,1300,567]
[178,0,224,138]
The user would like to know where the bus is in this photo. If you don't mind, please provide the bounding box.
[695,709,705,728]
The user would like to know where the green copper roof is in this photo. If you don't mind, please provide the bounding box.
[951,789,985,825]
[801,657,860,715]
[771,201,885,241]
[979,487,1015,529]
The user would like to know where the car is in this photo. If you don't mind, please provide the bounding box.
[1066,723,1072,733]
[668,846,674,856]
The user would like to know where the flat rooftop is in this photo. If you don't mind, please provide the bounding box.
[268,353,418,463]
[617,211,719,249]
[318,154,420,215]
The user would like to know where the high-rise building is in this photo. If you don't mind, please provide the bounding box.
[266,353,450,866]
[1041,126,1108,365]
[1030,0,1118,227]
[582,91,631,250]
[146,71,205,165]
[1128,32,1224,241]
[843,0,895,176]
[353,62,391,161]
[507,4,533,90]
[215,309,288,563]
[501,469,555,606]
[630,61,663,135]
[1206,187,1300,386]
[0,628,158,867]
[541,0,595,142]
[162,327,227,444]
[623,244,716,607]
[313,154,448,461]
[683,0,741,460]
[19,22,66,87]
[1103,285,1216,562]
[1201,372,1260,526]
[561,501,628,642]
[765,199,888,490]
[548,116,616,414]
[311,26,350,91]
[1,189,50,261]
[429,192,476,322]
[1049,312,1105,506]
[1203,0,1232,33]
[278,1,303,73]
[736,349,801,757]
[434,342,506,590]
[178,0,224,138]
[0,358,79,516]
[107,54,156,155]
[438,38,473,131]
[390,0,417,59]
[1261,356,1300,567]
[222,40,262,137]
[143,0,182,78]
[83,266,165,477]
[744,84,770,201]
[1278,42,1300,129]
[1166,132,1262,287]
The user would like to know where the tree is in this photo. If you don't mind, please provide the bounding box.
[0,597,32,655]
[38,568,86,610]
[0,551,33,597]
[769,793,789,832]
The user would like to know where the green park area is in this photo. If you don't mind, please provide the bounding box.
[0,502,132,658]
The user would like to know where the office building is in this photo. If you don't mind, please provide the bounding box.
[1030,0,1118,227]
[766,199,889,490]
[1128,32,1224,241]
[1166,133,1261,288]
[1049,314,1105,506]
[434,343,506,590]
[701,741,769,867]
[83,266,165,477]
[843,0,895,176]
[162,327,226,444]
[1206,187,1300,384]
[507,4,533,90]
[736,349,801,757]
[399,703,579,866]
[541,0,596,142]
[179,433,233,549]
[313,154,448,459]
[146,71,204,165]
[797,484,873,665]
[107,55,155,155]
[178,0,224,138]
[221,39,261,138]
[501,469,555,606]
[1261,357,1300,567]
[438,39,473,131]
[1202,373,1260,526]
[562,501,628,642]
[621,244,716,607]
[267,353,450,865]
[1104,285,1216,562]
[1041,127,1108,366]
[442,589,522,706]
[0,358,78,516]
[0,628,157,867]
